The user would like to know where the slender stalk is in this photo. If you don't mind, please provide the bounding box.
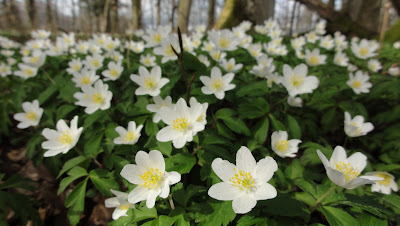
[75,147,103,168]
[169,196,175,210]
[41,68,56,84]
[192,146,201,155]
[343,136,348,148]
[309,185,337,213]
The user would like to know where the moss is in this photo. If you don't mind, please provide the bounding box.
[384,18,400,44]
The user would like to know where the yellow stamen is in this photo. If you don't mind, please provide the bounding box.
[92,93,104,104]
[23,68,34,77]
[219,37,230,49]
[81,76,91,84]
[25,111,37,120]
[334,161,360,182]
[153,34,162,43]
[376,172,391,186]
[144,77,157,89]
[308,56,319,65]
[91,60,100,67]
[57,131,74,145]
[30,56,39,63]
[291,74,303,87]
[110,69,119,77]
[72,64,81,71]
[276,140,289,153]
[352,80,361,88]
[140,168,163,189]
[359,47,369,56]
[164,46,175,56]
[229,168,255,192]
[124,131,136,142]
[173,118,190,132]
[120,204,131,210]
[211,78,224,91]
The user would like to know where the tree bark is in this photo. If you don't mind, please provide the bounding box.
[3,0,18,30]
[110,0,119,33]
[157,0,161,26]
[25,0,37,30]
[100,0,111,32]
[207,0,216,30]
[177,0,192,33]
[170,0,177,29]
[131,0,141,31]
[214,0,275,29]
[46,0,56,31]
[289,1,298,36]
[392,0,400,14]
[295,0,382,37]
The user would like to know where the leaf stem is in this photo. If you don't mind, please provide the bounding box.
[41,68,56,84]
[74,147,103,168]
[309,185,337,213]
[169,195,175,210]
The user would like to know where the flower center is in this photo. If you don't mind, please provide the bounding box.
[308,56,319,65]
[25,111,37,121]
[334,161,360,182]
[73,64,81,71]
[153,34,162,43]
[219,37,230,49]
[229,169,255,192]
[91,60,100,67]
[143,58,152,65]
[110,69,119,77]
[376,172,391,186]
[124,131,136,142]
[140,168,163,189]
[173,118,190,132]
[24,68,34,76]
[92,93,104,104]
[57,131,74,145]
[227,63,234,71]
[1,67,7,73]
[276,140,289,153]
[30,56,39,63]
[352,80,361,88]
[164,45,175,56]
[211,78,224,91]
[144,77,157,89]
[81,76,91,84]
[359,47,369,56]
[291,74,303,87]
[120,203,132,210]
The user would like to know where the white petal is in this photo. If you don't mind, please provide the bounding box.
[208,182,241,201]
[326,167,347,188]
[236,146,256,174]
[232,195,257,214]
[149,150,165,172]
[156,127,181,142]
[120,164,143,184]
[166,171,181,185]
[112,208,128,220]
[253,183,277,200]
[330,146,347,166]
[211,158,236,182]
[159,182,170,198]
[345,177,376,189]
[347,152,367,172]
[128,185,149,204]
[146,190,160,208]
[135,151,151,169]
[105,197,120,208]
[255,156,278,184]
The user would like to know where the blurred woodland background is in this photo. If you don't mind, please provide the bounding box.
[0,0,400,40]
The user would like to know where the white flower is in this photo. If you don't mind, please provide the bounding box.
[73,80,113,114]
[367,59,382,72]
[72,67,100,87]
[84,54,104,71]
[0,63,11,77]
[281,64,319,97]
[366,172,398,195]
[304,49,326,66]
[140,54,156,67]
[317,146,383,189]
[351,39,378,59]
[130,66,169,97]
[76,41,89,54]
[247,43,263,58]
[291,36,306,50]
[105,190,133,220]
[388,67,400,76]
[197,55,210,67]
[41,116,83,157]
[114,121,143,145]
[346,70,372,94]
[220,58,243,73]
[143,26,170,48]
[344,112,374,137]
[67,58,83,75]
[200,67,235,100]
[189,97,208,126]
[209,49,226,62]
[120,150,181,208]
[130,41,145,54]
[31,30,51,39]
[13,100,43,129]
[102,61,124,81]
[208,29,239,51]
[201,41,215,53]
[22,50,46,67]
[156,98,205,149]
[208,146,278,214]
[394,41,400,49]
[146,96,175,123]
[266,72,281,88]
[306,31,319,44]
[14,63,38,79]
[319,35,334,50]
[315,21,326,35]
[271,131,301,158]
[287,96,303,107]
[153,34,179,63]
[333,52,349,67]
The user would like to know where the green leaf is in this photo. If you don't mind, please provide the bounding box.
[220,117,251,136]
[89,169,119,196]
[254,117,269,144]
[285,159,304,180]
[320,206,359,226]
[182,52,207,73]
[194,201,236,226]
[67,178,88,226]
[237,215,268,226]
[157,141,172,157]
[294,179,317,197]
[358,213,387,226]
[132,203,158,223]
[37,84,58,104]
[269,114,286,131]
[166,153,196,174]
[237,98,269,119]
[260,193,310,221]
[235,81,268,97]
[58,166,88,195]
[83,110,107,128]
[57,156,87,178]
[382,194,400,210]
[84,132,104,158]
[145,120,159,136]
[286,115,301,139]
[331,194,386,218]
[215,108,236,119]
[216,121,236,140]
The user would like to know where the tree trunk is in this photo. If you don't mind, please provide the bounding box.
[295,0,382,37]
[110,0,119,33]
[3,0,18,30]
[157,0,161,26]
[289,1,298,36]
[177,0,192,33]
[25,0,37,30]
[100,0,111,32]
[46,0,56,31]
[170,0,177,29]
[131,0,141,31]
[214,0,275,29]
[392,0,400,14]
[71,0,76,31]
[207,0,216,30]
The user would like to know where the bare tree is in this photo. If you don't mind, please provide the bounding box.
[157,0,161,26]
[46,0,56,31]
[110,0,119,33]
[214,0,275,29]
[170,0,177,29]
[177,0,192,33]
[131,0,141,31]
[99,0,111,32]
[207,0,216,30]
[25,0,37,30]
[2,0,18,30]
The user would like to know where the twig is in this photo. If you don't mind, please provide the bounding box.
[192,146,201,155]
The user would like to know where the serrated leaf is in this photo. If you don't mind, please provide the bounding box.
[89,169,119,196]
[287,115,301,139]
[84,132,104,158]
[254,117,269,144]
[320,206,359,226]
[58,156,87,178]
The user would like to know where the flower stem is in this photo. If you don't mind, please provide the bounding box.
[343,136,349,148]
[41,68,56,84]
[192,146,201,155]
[309,185,337,213]
[169,196,175,210]
[75,147,103,168]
